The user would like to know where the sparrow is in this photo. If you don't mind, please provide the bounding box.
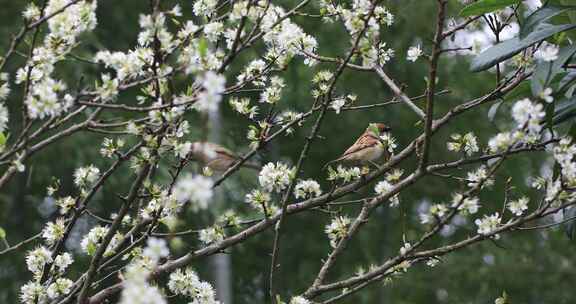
[189,142,260,172]
[324,123,392,169]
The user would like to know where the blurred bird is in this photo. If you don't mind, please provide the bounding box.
[323,123,392,169]
[189,142,260,172]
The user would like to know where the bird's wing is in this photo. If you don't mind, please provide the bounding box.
[214,147,239,160]
[203,142,239,160]
[340,133,380,158]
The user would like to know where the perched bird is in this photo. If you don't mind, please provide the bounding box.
[324,123,392,169]
[189,142,260,172]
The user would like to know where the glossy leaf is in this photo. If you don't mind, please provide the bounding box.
[521,5,576,38]
[504,80,531,101]
[563,201,576,240]
[552,94,576,124]
[488,100,503,122]
[460,0,521,17]
[531,61,554,96]
[471,23,576,72]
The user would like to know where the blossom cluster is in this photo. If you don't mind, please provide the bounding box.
[258,162,295,193]
[119,238,171,304]
[447,132,479,156]
[168,268,220,304]
[17,0,98,121]
[21,246,74,302]
[325,216,351,248]
[488,99,545,153]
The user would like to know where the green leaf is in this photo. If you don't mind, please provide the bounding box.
[563,200,576,239]
[531,61,554,96]
[460,0,521,17]
[552,44,576,73]
[471,23,576,72]
[552,94,576,124]
[533,45,576,97]
[546,101,556,127]
[487,100,503,122]
[504,80,531,101]
[87,243,96,256]
[198,37,208,58]
[0,133,5,146]
[521,5,576,38]
[0,227,5,239]
[557,71,576,92]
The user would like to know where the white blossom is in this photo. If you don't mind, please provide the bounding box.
[120,279,166,304]
[26,246,52,275]
[172,174,214,211]
[545,179,562,202]
[168,268,219,303]
[331,97,346,114]
[475,213,501,236]
[47,278,73,299]
[259,76,285,104]
[194,0,218,17]
[466,166,494,189]
[20,281,45,304]
[375,180,400,207]
[143,237,169,262]
[74,165,100,188]
[407,45,423,62]
[22,3,41,20]
[456,196,481,215]
[203,22,224,42]
[169,4,182,16]
[199,227,224,245]
[379,133,398,153]
[173,141,192,159]
[0,74,10,101]
[42,218,66,245]
[56,196,76,214]
[426,258,440,267]
[488,132,514,153]
[245,189,273,214]
[95,48,153,81]
[539,87,554,103]
[194,72,226,113]
[430,203,448,218]
[325,216,351,248]
[508,197,529,216]
[96,74,119,101]
[0,104,8,133]
[290,296,311,304]
[511,98,545,134]
[229,97,258,118]
[258,162,294,193]
[328,165,362,183]
[399,242,412,255]
[535,43,559,62]
[294,179,322,199]
[80,226,122,256]
[53,253,73,273]
[447,132,479,156]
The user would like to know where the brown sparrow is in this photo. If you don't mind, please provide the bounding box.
[324,123,392,169]
[189,142,260,172]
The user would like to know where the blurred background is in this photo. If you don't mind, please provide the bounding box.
[1,0,575,303]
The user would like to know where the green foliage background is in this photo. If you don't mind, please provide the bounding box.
[1,1,575,303]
